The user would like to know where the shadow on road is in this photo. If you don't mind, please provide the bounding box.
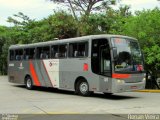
[12,85,140,100]
[90,93,139,100]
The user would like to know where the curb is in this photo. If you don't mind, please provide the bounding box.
[135,89,160,93]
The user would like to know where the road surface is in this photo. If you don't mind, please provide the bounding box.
[0,76,160,120]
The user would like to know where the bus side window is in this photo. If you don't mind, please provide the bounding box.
[59,45,67,58]
[69,43,77,57]
[43,46,50,59]
[29,48,35,59]
[23,48,36,60]
[69,42,88,58]
[55,53,59,58]
[15,49,23,61]
[74,51,78,57]
[77,42,88,57]
[37,46,50,59]
[37,47,43,59]
[10,50,15,61]
[23,49,29,60]
[51,45,58,58]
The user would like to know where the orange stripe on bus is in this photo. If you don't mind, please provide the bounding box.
[29,61,41,86]
[112,73,131,79]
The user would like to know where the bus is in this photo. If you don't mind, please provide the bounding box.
[8,34,146,96]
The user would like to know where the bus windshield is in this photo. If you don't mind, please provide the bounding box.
[111,37,144,73]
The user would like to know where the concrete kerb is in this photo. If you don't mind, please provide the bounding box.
[135,89,160,93]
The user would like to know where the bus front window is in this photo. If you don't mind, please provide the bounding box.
[111,37,144,73]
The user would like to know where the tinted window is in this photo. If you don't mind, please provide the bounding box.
[23,48,35,60]
[59,45,67,58]
[9,50,15,61]
[69,42,88,58]
[69,43,78,57]
[15,49,23,61]
[51,45,67,58]
[37,46,50,59]
[51,45,59,58]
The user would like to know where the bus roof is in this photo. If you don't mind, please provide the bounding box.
[9,34,137,49]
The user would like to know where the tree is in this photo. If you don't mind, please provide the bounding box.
[7,12,36,44]
[47,11,78,39]
[49,0,119,36]
[49,0,117,18]
[0,26,9,75]
[78,5,132,35]
[49,0,121,36]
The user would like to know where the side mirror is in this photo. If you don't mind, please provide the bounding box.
[113,47,118,60]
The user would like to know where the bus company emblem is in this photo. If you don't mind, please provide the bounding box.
[49,61,58,67]
[18,62,24,69]
[49,61,52,67]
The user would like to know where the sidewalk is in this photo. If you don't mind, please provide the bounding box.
[135,89,160,93]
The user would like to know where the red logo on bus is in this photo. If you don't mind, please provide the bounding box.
[83,63,88,71]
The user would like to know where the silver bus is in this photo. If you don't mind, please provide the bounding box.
[8,34,146,96]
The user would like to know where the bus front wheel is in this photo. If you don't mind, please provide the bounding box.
[76,80,91,96]
[25,76,33,90]
[103,92,113,96]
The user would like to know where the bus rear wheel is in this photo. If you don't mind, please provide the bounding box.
[25,76,33,90]
[76,80,91,96]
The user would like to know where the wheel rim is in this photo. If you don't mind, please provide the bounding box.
[27,78,32,88]
[80,82,88,94]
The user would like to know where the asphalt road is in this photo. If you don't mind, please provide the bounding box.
[0,76,160,120]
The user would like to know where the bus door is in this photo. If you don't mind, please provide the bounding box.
[99,46,111,77]
[99,43,112,92]
[91,38,111,92]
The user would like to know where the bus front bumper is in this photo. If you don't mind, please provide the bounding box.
[111,79,146,93]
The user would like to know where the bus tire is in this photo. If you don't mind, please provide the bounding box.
[103,92,113,96]
[25,76,33,90]
[76,80,91,96]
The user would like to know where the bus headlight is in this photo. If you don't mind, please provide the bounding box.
[143,77,146,82]
[117,79,125,84]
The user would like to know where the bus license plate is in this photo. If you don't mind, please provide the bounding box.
[131,86,137,89]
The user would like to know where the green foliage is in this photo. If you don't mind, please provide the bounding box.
[79,14,104,35]
[78,5,131,36]
[0,7,160,76]
[0,26,9,75]
[27,20,53,43]
[47,11,77,39]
